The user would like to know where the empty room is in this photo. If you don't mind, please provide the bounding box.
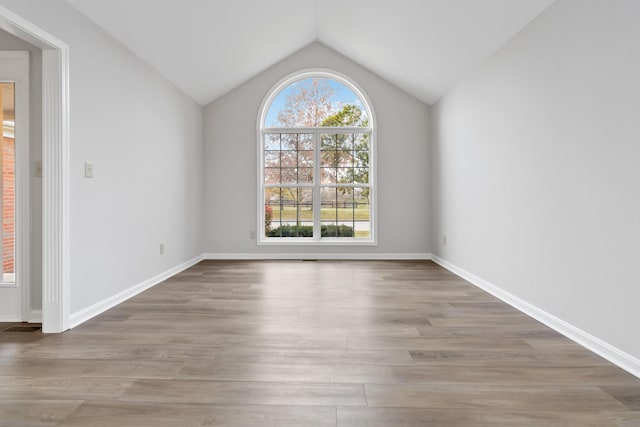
[0,0,639,425]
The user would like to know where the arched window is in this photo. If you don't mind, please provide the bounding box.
[258,70,375,244]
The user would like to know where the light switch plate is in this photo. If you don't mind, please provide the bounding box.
[84,161,94,178]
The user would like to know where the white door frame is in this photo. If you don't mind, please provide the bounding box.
[0,6,70,333]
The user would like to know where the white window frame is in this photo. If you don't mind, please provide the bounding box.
[257,69,377,246]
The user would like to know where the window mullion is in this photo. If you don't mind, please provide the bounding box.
[313,130,320,240]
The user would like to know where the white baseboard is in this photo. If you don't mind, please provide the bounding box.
[28,309,42,323]
[431,255,640,379]
[203,252,432,260]
[0,310,42,323]
[69,254,204,328]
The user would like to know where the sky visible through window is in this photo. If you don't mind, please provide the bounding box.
[265,77,365,127]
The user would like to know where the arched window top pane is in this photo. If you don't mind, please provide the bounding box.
[264,77,369,128]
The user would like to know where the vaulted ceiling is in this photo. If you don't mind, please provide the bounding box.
[64,0,554,106]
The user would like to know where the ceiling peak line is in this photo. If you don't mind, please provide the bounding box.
[314,0,319,39]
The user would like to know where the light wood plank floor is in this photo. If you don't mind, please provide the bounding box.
[1,260,639,426]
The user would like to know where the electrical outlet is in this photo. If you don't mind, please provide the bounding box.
[249,231,256,239]
[442,235,447,246]
[159,243,165,255]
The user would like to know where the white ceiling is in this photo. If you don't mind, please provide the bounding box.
[64,0,555,106]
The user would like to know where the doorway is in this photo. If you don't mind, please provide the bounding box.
[0,4,71,332]
[0,51,29,321]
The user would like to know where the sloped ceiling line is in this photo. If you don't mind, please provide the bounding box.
[64,0,555,106]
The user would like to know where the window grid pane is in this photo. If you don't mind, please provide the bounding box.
[320,133,369,186]
[319,186,370,238]
[264,187,313,238]
[264,134,314,186]
[263,130,371,240]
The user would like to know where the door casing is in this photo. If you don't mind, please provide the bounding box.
[0,5,70,332]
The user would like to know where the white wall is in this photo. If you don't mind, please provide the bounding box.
[0,28,42,314]
[0,0,204,314]
[431,0,640,361]
[204,42,430,257]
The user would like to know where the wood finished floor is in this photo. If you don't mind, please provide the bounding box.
[1,260,639,426]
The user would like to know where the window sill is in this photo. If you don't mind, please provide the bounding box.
[258,238,377,246]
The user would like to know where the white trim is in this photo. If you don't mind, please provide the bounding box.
[41,48,70,333]
[263,126,372,133]
[14,51,30,323]
[69,255,204,328]
[431,255,640,379]
[0,5,72,334]
[0,6,68,48]
[257,238,377,246]
[203,253,431,260]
